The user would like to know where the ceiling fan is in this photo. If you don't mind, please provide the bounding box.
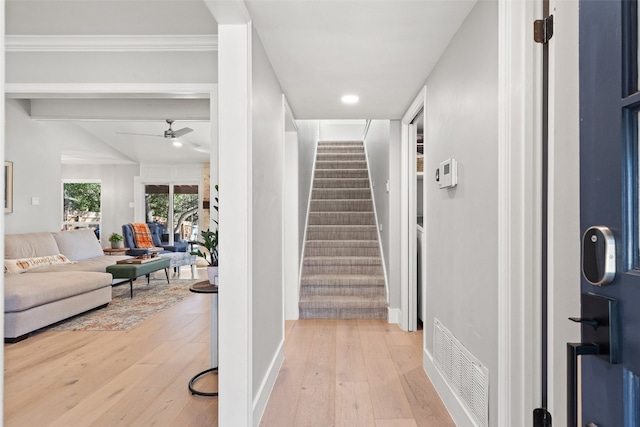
[117,119,194,140]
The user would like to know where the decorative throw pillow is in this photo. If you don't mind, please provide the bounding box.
[53,228,104,261]
[5,254,73,274]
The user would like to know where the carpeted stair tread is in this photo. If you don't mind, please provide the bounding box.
[305,240,380,247]
[303,256,382,265]
[299,296,387,319]
[310,199,373,212]
[314,169,369,179]
[301,273,386,286]
[299,295,387,308]
[304,240,381,257]
[317,153,366,161]
[316,160,367,170]
[313,178,370,188]
[317,146,364,154]
[306,228,378,241]
[302,256,383,275]
[318,140,363,147]
[312,188,372,199]
[308,212,375,225]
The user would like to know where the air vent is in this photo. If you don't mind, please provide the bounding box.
[433,318,489,427]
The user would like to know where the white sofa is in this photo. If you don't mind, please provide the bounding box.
[4,229,130,342]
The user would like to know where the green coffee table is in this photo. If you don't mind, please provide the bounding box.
[106,257,170,298]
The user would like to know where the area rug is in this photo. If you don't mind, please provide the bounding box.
[45,277,199,332]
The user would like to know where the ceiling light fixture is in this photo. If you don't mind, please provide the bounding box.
[341,94,359,104]
[172,140,183,147]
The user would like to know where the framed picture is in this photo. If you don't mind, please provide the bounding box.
[5,161,13,214]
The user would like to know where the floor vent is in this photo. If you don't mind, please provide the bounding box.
[433,318,489,427]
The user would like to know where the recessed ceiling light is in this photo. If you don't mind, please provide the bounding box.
[172,140,183,147]
[341,95,359,104]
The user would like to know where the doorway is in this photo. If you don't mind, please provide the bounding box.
[144,183,200,244]
[413,109,425,325]
[400,87,426,332]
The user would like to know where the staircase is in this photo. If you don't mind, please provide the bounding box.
[299,141,387,319]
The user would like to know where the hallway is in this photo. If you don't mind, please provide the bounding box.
[260,319,454,426]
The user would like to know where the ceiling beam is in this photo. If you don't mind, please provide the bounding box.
[30,99,210,121]
[5,83,216,99]
[6,35,218,52]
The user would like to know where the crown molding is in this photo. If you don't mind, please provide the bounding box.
[6,35,218,52]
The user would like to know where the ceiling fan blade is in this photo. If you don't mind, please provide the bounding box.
[172,127,193,138]
[116,132,164,138]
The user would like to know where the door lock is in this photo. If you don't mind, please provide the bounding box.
[582,226,616,286]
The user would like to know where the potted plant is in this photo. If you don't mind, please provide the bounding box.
[191,184,219,284]
[108,232,124,249]
[191,229,218,284]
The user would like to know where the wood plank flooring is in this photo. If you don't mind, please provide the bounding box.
[4,268,217,427]
[260,319,455,427]
[4,267,454,426]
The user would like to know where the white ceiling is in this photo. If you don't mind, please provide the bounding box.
[245,0,476,119]
[70,120,213,164]
[5,0,476,163]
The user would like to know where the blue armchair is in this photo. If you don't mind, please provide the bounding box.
[121,223,197,275]
[146,222,188,252]
[122,223,188,257]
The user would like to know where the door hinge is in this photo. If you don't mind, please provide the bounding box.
[533,408,552,427]
[534,15,554,44]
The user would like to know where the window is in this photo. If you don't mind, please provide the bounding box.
[62,181,102,241]
[145,184,200,243]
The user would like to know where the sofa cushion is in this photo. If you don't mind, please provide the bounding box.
[4,271,112,313]
[5,232,60,259]
[33,255,131,274]
[5,254,73,274]
[53,229,104,261]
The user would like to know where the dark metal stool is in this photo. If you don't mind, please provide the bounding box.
[188,281,218,397]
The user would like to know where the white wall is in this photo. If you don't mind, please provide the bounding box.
[422,1,499,424]
[250,26,285,421]
[319,120,366,141]
[364,120,392,302]
[5,99,63,233]
[295,120,319,257]
[61,164,140,245]
[284,130,300,320]
[6,51,217,85]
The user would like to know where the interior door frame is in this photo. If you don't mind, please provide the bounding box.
[400,87,426,332]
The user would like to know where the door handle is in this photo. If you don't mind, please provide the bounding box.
[567,343,600,427]
[567,293,619,427]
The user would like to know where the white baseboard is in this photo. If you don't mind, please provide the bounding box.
[253,339,284,426]
[423,348,478,427]
[388,307,401,325]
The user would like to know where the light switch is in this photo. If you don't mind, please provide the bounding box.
[129,202,135,208]
[386,179,390,192]
[31,197,40,206]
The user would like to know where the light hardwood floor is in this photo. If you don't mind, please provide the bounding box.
[260,319,455,427]
[5,268,454,426]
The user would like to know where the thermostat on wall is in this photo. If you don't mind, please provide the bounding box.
[435,158,458,189]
